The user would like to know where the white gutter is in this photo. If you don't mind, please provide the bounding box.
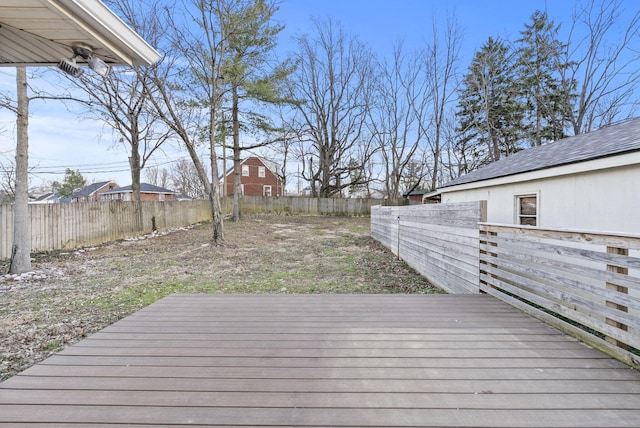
[49,0,160,66]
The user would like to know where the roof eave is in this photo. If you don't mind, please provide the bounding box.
[52,0,160,66]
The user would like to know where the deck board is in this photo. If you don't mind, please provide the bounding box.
[1,293,639,427]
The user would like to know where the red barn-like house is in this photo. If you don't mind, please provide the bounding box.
[222,157,283,197]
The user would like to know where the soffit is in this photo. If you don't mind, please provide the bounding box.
[0,0,159,67]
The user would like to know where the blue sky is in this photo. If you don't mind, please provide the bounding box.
[0,0,632,192]
[277,0,573,60]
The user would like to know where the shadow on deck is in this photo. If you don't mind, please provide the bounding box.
[1,294,639,427]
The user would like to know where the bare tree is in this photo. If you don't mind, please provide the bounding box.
[368,42,428,199]
[422,13,462,191]
[148,0,245,242]
[143,42,218,233]
[561,0,640,134]
[144,165,169,188]
[109,0,222,242]
[70,69,172,205]
[169,158,209,199]
[261,107,300,195]
[290,18,376,198]
[67,0,171,207]
[0,153,16,202]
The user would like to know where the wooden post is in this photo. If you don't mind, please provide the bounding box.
[605,246,629,349]
[479,227,498,292]
[396,215,401,260]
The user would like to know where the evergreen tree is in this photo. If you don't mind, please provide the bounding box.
[58,168,86,198]
[455,37,524,169]
[516,10,573,146]
[219,0,294,220]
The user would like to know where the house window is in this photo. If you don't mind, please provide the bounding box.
[263,185,272,197]
[242,165,249,176]
[258,166,266,178]
[516,194,537,226]
[159,193,165,202]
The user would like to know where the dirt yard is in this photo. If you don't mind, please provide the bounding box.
[0,214,441,381]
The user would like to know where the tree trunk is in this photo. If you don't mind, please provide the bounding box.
[209,160,224,243]
[129,140,143,232]
[209,124,224,244]
[232,86,241,221]
[9,67,31,274]
[130,140,142,203]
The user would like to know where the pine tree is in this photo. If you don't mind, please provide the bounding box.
[516,10,572,146]
[58,169,86,198]
[220,0,293,221]
[455,37,524,169]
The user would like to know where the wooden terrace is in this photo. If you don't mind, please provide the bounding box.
[1,294,639,427]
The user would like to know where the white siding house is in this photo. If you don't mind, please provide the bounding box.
[437,117,640,234]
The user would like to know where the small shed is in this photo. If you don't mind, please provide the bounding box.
[403,189,429,204]
[438,117,640,234]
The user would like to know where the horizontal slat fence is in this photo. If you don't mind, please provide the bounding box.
[479,223,640,368]
[1,200,212,259]
[371,202,487,294]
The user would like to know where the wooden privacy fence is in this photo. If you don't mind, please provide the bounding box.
[479,223,640,368]
[221,196,379,216]
[0,200,211,260]
[371,202,487,294]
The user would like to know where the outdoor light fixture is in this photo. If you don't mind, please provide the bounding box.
[88,57,110,76]
[57,56,84,77]
[57,44,111,78]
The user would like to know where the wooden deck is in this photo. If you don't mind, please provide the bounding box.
[1,294,639,427]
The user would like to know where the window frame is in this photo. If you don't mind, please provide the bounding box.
[515,192,539,226]
[241,165,249,176]
[258,166,266,178]
[263,185,272,197]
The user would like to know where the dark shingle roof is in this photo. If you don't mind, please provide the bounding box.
[102,183,177,194]
[440,117,640,189]
[73,181,113,197]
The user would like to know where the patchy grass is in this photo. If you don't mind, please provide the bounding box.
[0,214,442,380]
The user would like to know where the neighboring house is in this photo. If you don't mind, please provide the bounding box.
[101,183,178,202]
[403,189,429,204]
[72,181,118,202]
[436,117,640,234]
[349,188,386,199]
[222,156,283,197]
[30,190,71,204]
[299,186,316,197]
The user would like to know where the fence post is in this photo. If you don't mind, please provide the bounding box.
[396,214,400,260]
[478,226,498,293]
[605,246,629,349]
